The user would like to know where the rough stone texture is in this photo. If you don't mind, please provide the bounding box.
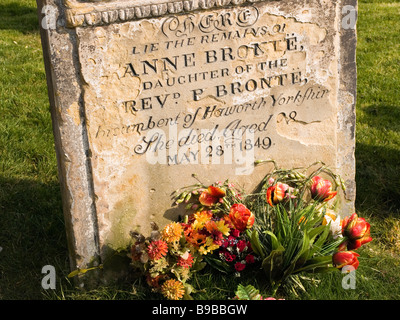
[37,0,357,283]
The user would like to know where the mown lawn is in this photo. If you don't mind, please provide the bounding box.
[0,0,399,300]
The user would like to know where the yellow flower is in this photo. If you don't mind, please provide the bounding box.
[161,279,185,300]
[215,220,230,236]
[162,222,183,243]
[198,237,219,255]
[192,210,212,230]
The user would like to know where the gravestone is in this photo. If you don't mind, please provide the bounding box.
[37,0,357,282]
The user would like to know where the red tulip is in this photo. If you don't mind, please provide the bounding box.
[342,213,372,249]
[310,176,337,202]
[342,213,369,239]
[199,185,226,206]
[332,251,360,270]
[266,182,288,206]
[228,203,255,232]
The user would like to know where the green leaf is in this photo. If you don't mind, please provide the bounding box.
[293,255,333,274]
[261,246,285,284]
[235,284,263,300]
[183,283,196,296]
[308,224,331,257]
[250,230,266,260]
[67,269,82,278]
[307,225,327,242]
[67,265,103,278]
[264,231,281,251]
[204,256,230,273]
[191,257,207,272]
[291,232,311,271]
[282,259,297,280]
[306,266,338,274]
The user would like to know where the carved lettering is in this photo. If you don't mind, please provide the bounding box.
[78,6,331,168]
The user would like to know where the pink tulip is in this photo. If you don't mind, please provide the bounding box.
[310,176,337,202]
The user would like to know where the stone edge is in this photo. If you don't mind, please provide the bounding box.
[37,0,102,286]
[64,0,280,28]
[337,0,358,216]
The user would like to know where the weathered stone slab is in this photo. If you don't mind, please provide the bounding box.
[37,0,357,281]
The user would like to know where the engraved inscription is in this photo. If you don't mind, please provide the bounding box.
[78,6,332,168]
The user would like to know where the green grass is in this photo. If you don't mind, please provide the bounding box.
[0,0,67,300]
[1,0,400,300]
[356,0,400,212]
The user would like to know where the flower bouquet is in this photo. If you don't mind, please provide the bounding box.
[129,180,256,299]
[246,161,372,295]
[129,162,372,299]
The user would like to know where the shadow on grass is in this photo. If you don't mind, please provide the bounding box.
[356,103,400,214]
[355,140,400,214]
[0,2,39,33]
[0,176,69,299]
[362,104,400,127]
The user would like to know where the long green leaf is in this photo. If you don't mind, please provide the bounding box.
[308,266,338,274]
[250,230,266,260]
[293,224,329,265]
[308,223,331,257]
[293,255,332,274]
[67,265,102,278]
[282,258,298,280]
[261,246,285,284]
[308,225,327,242]
[290,231,311,271]
[263,231,281,251]
[204,256,229,273]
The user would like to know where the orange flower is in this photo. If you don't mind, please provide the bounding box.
[186,229,207,247]
[199,185,226,206]
[161,279,185,300]
[177,253,194,268]
[266,182,288,206]
[310,176,337,202]
[192,210,213,230]
[182,222,193,238]
[162,222,183,243]
[228,203,254,232]
[205,220,224,245]
[147,240,168,260]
